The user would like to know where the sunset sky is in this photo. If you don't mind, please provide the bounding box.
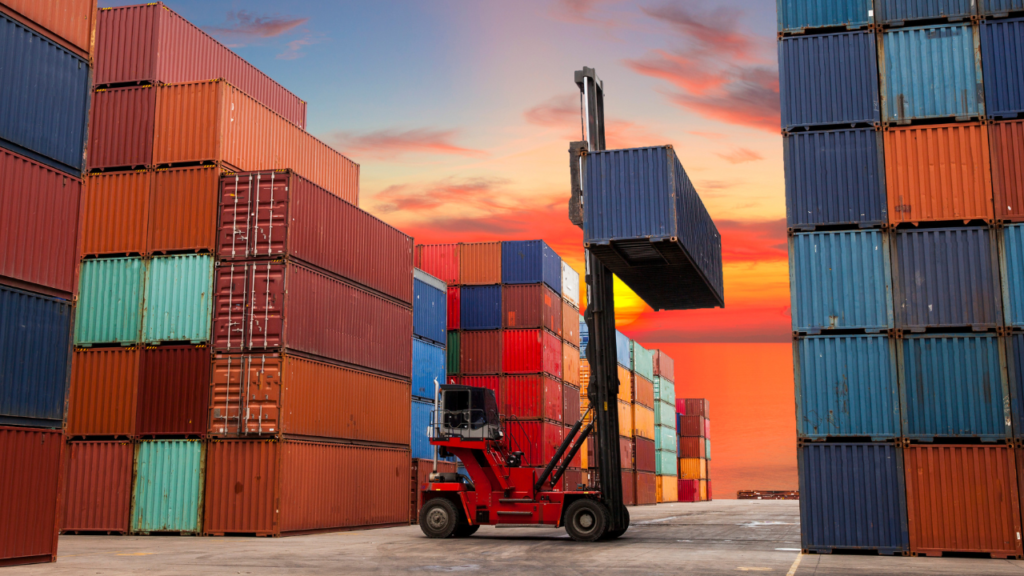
[100,0,797,495]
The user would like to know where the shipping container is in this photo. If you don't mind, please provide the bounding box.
[700,480,708,501]
[67,347,139,437]
[706,438,712,461]
[655,448,676,475]
[411,459,458,523]
[219,171,412,303]
[504,374,562,422]
[800,443,909,554]
[652,350,675,382]
[411,398,436,460]
[447,287,461,331]
[679,479,700,503]
[563,342,580,387]
[679,437,705,459]
[502,284,561,335]
[619,437,634,469]
[621,471,636,506]
[779,31,880,130]
[412,339,446,401]
[893,227,1002,330]
[982,18,1024,118]
[0,0,95,58]
[447,331,460,376]
[681,398,711,418]
[503,420,561,468]
[0,285,72,428]
[991,120,1024,221]
[983,0,1024,15]
[0,12,90,176]
[579,316,589,358]
[632,342,654,381]
[905,445,1022,557]
[503,329,562,378]
[0,426,62,566]
[415,244,459,286]
[461,285,501,331]
[562,303,579,347]
[655,400,675,429]
[62,440,132,534]
[633,404,655,440]
[1008,336,1024,438]
[877,0,976,25]
[657,475,678,503]
[136,345,209,438]
[561,261,580,308]
[459,242,501,285]
[80,170,150,258]
[87,86,155,171]
[789,230,894,333]
[563,383,580,424]
[143,254,213,344]
[461,376,502,416]
[583,146,724,311]
[209,353,410,444]
[0,149,80,297]
[885,123,993,225]
[562,425,582,469]
[634,436,655,472]
[149,166,222,255]
[1008,225,1024,327]
[633,374,654,409]
[776,0,874,34]
[705,418,711,439]
[679,458,707,480]
[75,257,146,346]
[654,376,675,406]
[94,3,306,128]
[615,365,632,403]
[501,240,562,293]
[615,331,630,368]
[678,415,704,437]
[636,471,657,505]
[881,24,985,123]
[211,260,412,378]
[618,400,633,438]
[655,423,676,452]
[413,270,446,346]
[459,330,501,375]
[131,440,204,534]
[795,335,901,440]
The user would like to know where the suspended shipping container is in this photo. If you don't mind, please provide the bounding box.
[413,270,446,346]
[982,0,1024,15]
[982,17,1024,118]
[66,347,139,438]
[0,426,63,567]
[876,0,976,25]
[87,86,155,171]
[131,440,204,534]
[149,166,222,255]
[62,440,132,534]
[143,254,213,344]
[136,345,209,438]
[414,244,459,286]
[504,374,562,422]
[776,0,874,34]
[503,329,562,377]
[75,257,146,346]
[459,242,501,285]
[459,330,501,375]
[411,338,445,400]
[991,120,1024,221]
[461,285,501,330]
[1010,334,1024,438]
[0,0,96,58]
[80,170,151,257]
[1006,224,1024,327]
[501,240,561,293]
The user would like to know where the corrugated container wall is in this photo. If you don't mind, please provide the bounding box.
[413,270,447,345]
[881,24,985,123]
[632,342,654,381]
[136,346,209,438]
[1011,334,1024,438]
[983,0,1024,15]
[415,244,459,285]
[143,255,213,344]
[0,12,90,176]
[504,421,562,468]
[460,331,502,375]
[461,285,502,331]
[776,0,873,34]
[563,342,580,387]
[1006,224,1024,328]
[75,257,145,346]
[561,261,580,308]
[67,348,139,437]
[0,427,63,566]
[990,120,1024,221]
[459,242,502,285]
[80,170,151,257]
[94,3,306,128]
[876,0,976,24]
[448,287,461,330]
[982,18,1024,118]
[615,331,631,368]
[503,329,562,378]
[412,339,446,400]
[410,399,436,460]
[0,149,81,296]
[501,240,561,293]
[503,284,561,334]
[87,86,154,171]
[62,441,132,534]
[779,31,880,129]
[0,285,71,428]
[504,374,562,422]
[562,302,579,347]
[131,440,204,534]
[652,350,675,382]
[149,166,221,255]
[0,0,96,58]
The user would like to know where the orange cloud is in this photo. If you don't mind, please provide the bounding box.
[642,5,761,63]
[328,128,484,160]
[207,11,307,38]
[716,147,764,165]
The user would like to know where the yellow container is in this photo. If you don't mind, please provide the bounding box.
[656,475,679,503]
[679,458,707,480]
[617,365,632,403]
[700,480,708,501]
[633,404,655,440]
[618,400,633,437]
[580,439,588,469]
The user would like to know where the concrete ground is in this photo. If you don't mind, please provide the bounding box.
[7,500,1023,575]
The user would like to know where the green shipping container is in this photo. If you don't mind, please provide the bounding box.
[706,438,711,461]
[143,255,214,343]
[655,400,676,428]
[655,424,677,453]
[655,449,677,476]
[447,331,459,376]
[654,376,675,405]
[631,341,654,381]
[131,440,205,534]
[75,257,146,345]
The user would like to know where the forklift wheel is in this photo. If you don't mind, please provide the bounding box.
[564,499,610,542]
[453,523,480,538]
[419,498,460,538]
[602,507,629,540]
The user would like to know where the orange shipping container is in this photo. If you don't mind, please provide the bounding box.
[80,171,152,257]
[459,242,501,285]
[617,365,632,403]
[562,301,579,347]
[149,166,222,254]
[885,123,994,225]
[562,341,580,387]
[0,0,96,58]
[617,400,632,438]
[991,120,1024,222]
[657,475,679,503]
[633,374,654,409]
[633,404,655,440]
[66,348,141,438]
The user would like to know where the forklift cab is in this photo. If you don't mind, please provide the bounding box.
[433,385,501,441]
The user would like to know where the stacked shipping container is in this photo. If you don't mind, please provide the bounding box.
[677,399,711,503]
[411,268,448,463]
[0,0,93,566]
[781,0,1024,559]
[652,350,678,503]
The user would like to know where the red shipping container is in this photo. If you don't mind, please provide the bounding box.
[636,471,657,505]
[504,374,562,422]
[906,445,1022,558]
[620,437,634,469]
[80,171,151,258]
[136,345,209,438]
[149,166,222,255]
[705,418,711,440]
[87,86,155,171]
[678,437,705,459]
[447,287,461,330]
[679,479,700,502]
[0,148,81,297]
[621,471,636,506]
[459,330,501,375]
[633,374,654,409]
[562,425,582,468]
[94,3,306,128]
[502,284,561,334]
[218,171,413,304]
[562,300,579,347]
[991,119,1024,222]
[678,415,704,438]
[681,398,709,418]
[503,420,562,468]
[211,260,412,378]
[209,353,410,444]
[415,244,459,286]
[563,383,581,424]
[562,468,584,491]
[0,426,62,567]
[652,349,675,382]
[634,437,656,473]
[62,440,132,534]
[204,440,410,536]
[461,376,501,416]
[0,0,96,59]
[503,329,562,377]
[67,348,141,438]
[411,459,457,524]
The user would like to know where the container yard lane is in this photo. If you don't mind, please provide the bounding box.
[4,501,1021,575]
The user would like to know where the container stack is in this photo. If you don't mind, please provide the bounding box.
[0,0,94,566]
[677,399,710,502]
[652,350,678,503]
[781,0,1024,559]
[411,268,449,463]
[630,340,657,505]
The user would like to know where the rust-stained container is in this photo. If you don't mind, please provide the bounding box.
[0,426,63,566]
[94,3,306,128]
[503,329,562,378]
[81,171,151,257]
[563,341,580,387]
[0,0,95,59]
[503,374,562,422]
[636,471,656,505]
[503,420,561,468]
[635,436,655,473]
[564,383,580,424]
[415,244,459,286]
[136,345,209,438]
[66,347,141,438]
[905,445,1022,558]
[0,148,81,297]
[459,242,501,285]
[885,123,994,225]
[149,166,222,255]
[561,425,582,468]
[502,284,562,334]
[617,365,632,403]
[652,350,675,382]
[991,120,1024,222]
[678,415,704,437]
[619,437,634,469]
[678,437,705,459]
[633,374,655,409]
[447,287,460,330]
[621,471,636,506]
[62,440,132,534]
[411,459,458,524]
[618,400,633,438]
[217,170,412,304]
[87,86,156,171]
[204,440,410,535]
[211,260,412,378]
[459,330,501,375]
[209,353,410,444]
[562,301,579,347]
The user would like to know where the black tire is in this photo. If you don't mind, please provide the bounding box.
[453,523,480,538]
[602,506,630,540]
[564,499,610,542]
[419,498,460,539]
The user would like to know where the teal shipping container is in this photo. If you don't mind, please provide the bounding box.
[706,438,711,461]
[75,258,146,346]
[131,440,204,534]
[655,449,677,476]
[631,341,654,381]
[655,400,676,428]
[143,255,214,343]
[654,376,675,405]
[655,425,677,453]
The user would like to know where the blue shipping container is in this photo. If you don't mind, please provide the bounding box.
[412,338,446,400]
[501,240,562,294]
[0,12,90,176]
[776,0,874,34]
[881,24,985,123]
[893,227,1002,331]
[899,334,1011,440]
[779,31,880,130]
[413,269,447,345]
[579,316,589,358]
[876,0,976,25]
[795,335,901,440]
[982,17,1024,118]
[460,285,501,330]
[789,230,894,333]
[784,128,887,230]
[1009,334,1024,439]
[412,398,434,460]
[799,443,909,554]
[0,285,71,428]
[983,0,1024,15]
[1004,224,1024,328]
[583,146,723,311]
[615,330,630,368]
